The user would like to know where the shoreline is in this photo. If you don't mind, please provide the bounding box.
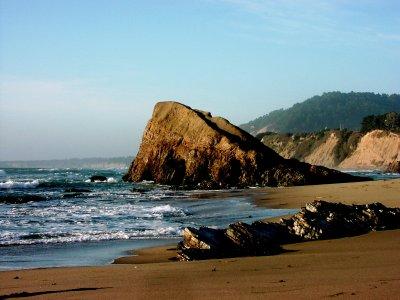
[1,229,399,299]
[1,178,399,299]
[115,178,400,265]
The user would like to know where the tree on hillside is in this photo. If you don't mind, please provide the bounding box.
[361,112,400,132]
[241,92,400,134]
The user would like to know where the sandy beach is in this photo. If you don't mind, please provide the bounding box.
[1,179,399,299]
[254,178,400,209]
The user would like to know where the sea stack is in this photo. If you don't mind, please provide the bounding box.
[124,101,368,188]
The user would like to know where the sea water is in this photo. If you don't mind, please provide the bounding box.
[0,168,299,269]
[0,168,398,270]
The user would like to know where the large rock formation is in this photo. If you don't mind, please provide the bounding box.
[124,102,368,188]
[177,200,400,260]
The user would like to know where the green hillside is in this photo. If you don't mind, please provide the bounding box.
[240,92,400,134]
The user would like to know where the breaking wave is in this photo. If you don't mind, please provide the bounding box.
[1,227,181,246]
[0,180,40,189]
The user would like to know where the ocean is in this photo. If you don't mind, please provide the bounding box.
[0,168,398,270]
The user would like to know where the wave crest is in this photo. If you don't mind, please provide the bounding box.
[0,180,40,189]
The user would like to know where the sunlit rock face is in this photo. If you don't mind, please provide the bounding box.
[124,101,368,188]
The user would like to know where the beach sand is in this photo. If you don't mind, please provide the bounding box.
[253,178,400,209]
[1,179,399,299]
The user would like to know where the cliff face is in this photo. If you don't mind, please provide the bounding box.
[339,130,400,170]
[261,130,400,171]
[124,102,367,188]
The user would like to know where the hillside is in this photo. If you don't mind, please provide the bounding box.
[241,92,400,135]
[260,130,400,171]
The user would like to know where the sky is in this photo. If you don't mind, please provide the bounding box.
[0,0,399,160]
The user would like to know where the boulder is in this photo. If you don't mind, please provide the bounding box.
[90,175,108,182]
[177,200,400,261]
[177,224,283,260]
[124,102,369,188]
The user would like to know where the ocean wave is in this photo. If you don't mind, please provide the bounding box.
[0,170,6,176]
[0,180,40,189]
[150,204,182,214]
[0,227,181,246]
[343,169,381,173]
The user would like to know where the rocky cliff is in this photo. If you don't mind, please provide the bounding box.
[124,102,368,188]
[261,130,400,171]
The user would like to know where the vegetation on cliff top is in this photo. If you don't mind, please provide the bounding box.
[259,130,362,166]
[361,112,400,133]
[241,92,400,134]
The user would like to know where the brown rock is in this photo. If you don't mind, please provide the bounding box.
[385,161,400,173]
[124,101,369,188]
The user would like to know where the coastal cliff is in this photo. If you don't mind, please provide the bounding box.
[260,130,400,171]
[124,102,367,188]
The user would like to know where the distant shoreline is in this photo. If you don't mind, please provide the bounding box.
[0,156,133,169]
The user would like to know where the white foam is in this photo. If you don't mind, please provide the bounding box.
[150,204,179,213]
[0,179,39,189]
[84,177,117,183]
[0,228,182,246]
[141,180,155,184]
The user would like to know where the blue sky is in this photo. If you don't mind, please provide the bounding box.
[0,0,399,160]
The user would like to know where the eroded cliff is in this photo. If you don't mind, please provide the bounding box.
[261,130,400,171]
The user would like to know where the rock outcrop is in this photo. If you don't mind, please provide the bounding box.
[177,200,400,261]
[124,102,368,188]
[90,175,108,182]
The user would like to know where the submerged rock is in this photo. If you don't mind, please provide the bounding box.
[124,101,369,188]
[177,200,400,261]
[0,194,47,204]
[90,175,108,182]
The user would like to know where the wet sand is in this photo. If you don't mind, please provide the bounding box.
[254,178,400,209]
[1,179,399,299]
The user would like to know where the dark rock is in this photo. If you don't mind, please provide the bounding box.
[0,194,47,204]
[225,222,283,256]
[124,102,369,188]
[385,161,400,173]
[90,175,107,182]
[177,222,285,261]
[282,201,400,240]
[177,200,400,261]
[177,227,232,260]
